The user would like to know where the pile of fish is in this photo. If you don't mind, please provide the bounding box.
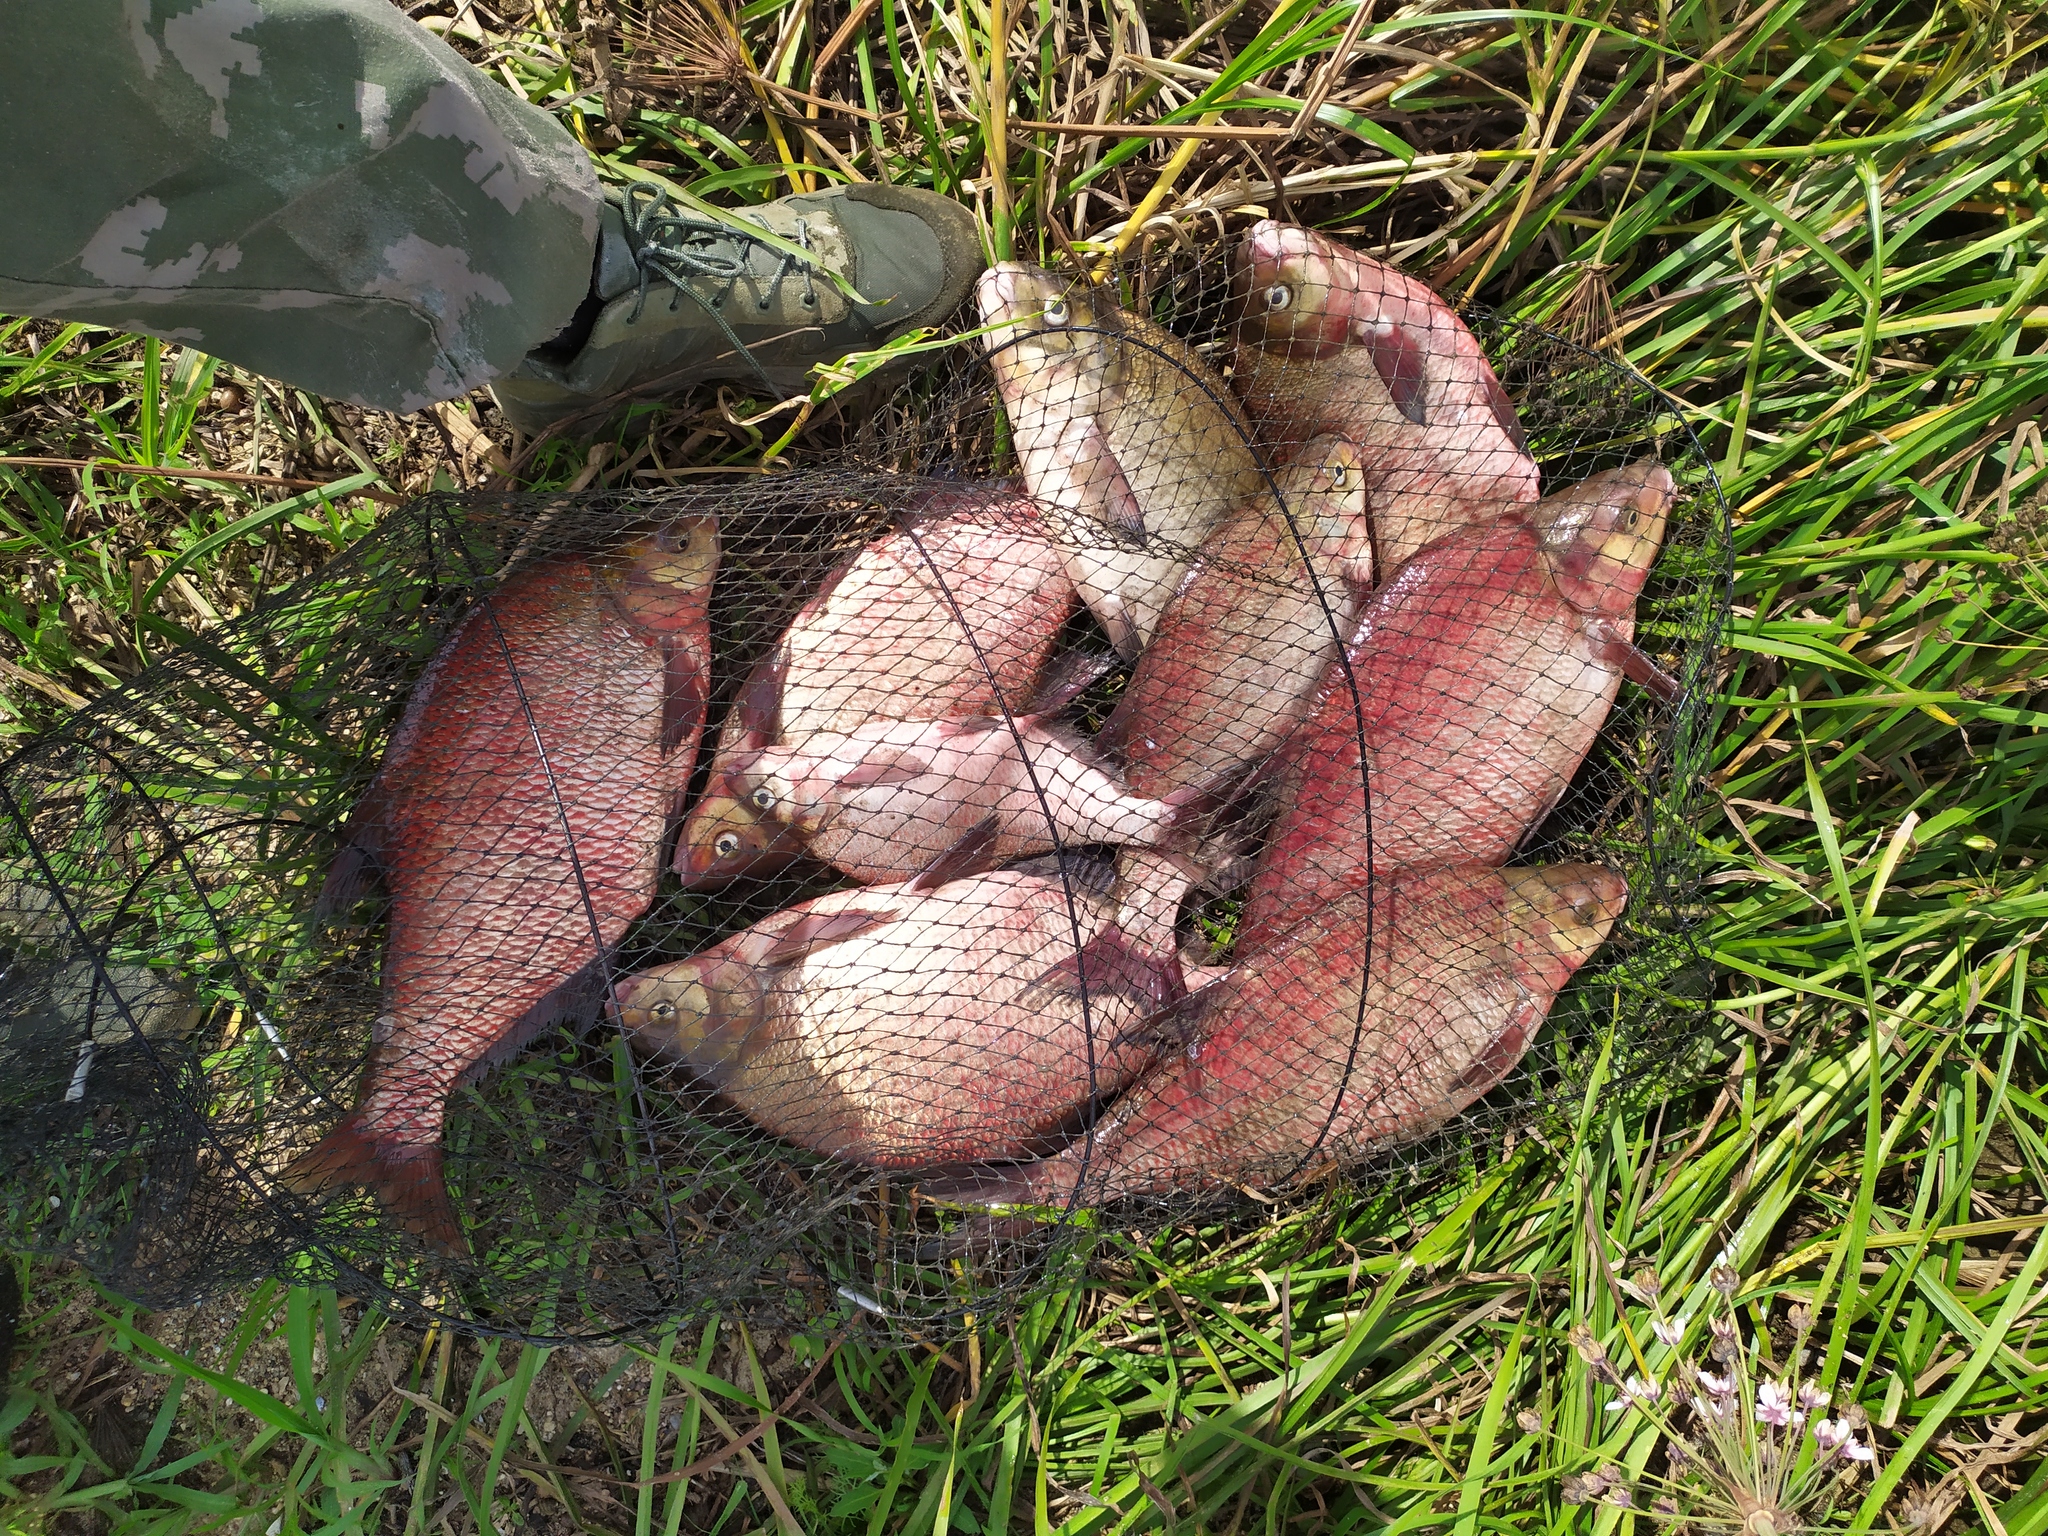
[284,223,1681,1255]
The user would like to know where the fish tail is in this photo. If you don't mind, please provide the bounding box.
[282,1113,468,1258]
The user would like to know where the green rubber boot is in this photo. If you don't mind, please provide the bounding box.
[491,180,982,437]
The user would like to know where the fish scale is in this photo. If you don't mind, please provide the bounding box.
[1228,221,1540,566]
[928,863,1627,1204]
[676,490,1073,887]
[285,521,718,1254]
[1239,464,1676,951]
[976,264,1268,658]
[1100,435,1372,797]
[613,862,1220,1167]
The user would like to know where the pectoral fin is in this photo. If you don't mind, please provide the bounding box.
[836,751,934,791]
[1066,417,1146,549]
[1601,638,1682,703]
[1354,318,1430,426]
[1481,371,1529,452]
[760,908,895,967]
[661,639,708,756]
[908,813,1002,891]
[734,642,786,749]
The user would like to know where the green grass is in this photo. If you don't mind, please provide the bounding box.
[7,0,2048,1530]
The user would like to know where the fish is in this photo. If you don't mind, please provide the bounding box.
[613,851,1226,1167]
[923,862,1626,1204]
[1097,436,1372,797]
[1239,463,1676,949]
[976,263,1268,658]
[283,517,719,1255]
[1228,221,1540,568]
[676,489,1075,887]
[725,711,1207,886]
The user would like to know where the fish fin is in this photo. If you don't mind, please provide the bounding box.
[314,791,391,922]
[281,1112,467,1257]
[1094,698,1133,757]
[908,813,1002,891]
[1019,927,1180,1014]
[1480,370,1529,452]
[759,908,894,967]
[1111,979,1223,1055]
[1104,469,1146,548]
[661,639,708,757]
[1450,994,1542,1098]
[735,642,786,749]
[1158,768,1245,855]
[466,963,613,1083]
[1600,638,1683,703]
[916,1161,1075,1211]
[314,838,385,923]
[1353,318,1430,425]
[1067,417,1146,549]
[835,751,934,791]
[1023,648,1118,720]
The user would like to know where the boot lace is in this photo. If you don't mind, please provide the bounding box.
[616,181,822,395]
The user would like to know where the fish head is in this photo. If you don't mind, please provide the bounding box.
[1274,434,1372,579]
[606,513,721,633]
[673,780,809,887]
[721,748,812,827]
[1502,863,1630,997]
[1231,221,1530,455]
[975,263,1113,407]
[1535,462,1676,616]
[1230,221,1355,365]
[610,958,764,1083]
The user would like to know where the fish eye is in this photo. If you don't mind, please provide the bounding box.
[1328,463,1352,491]
[1266,283,1292,311]
[749,786,777,811]
[651,999,677,1021]
[1043,295,1070,326]
[713,832,741,857]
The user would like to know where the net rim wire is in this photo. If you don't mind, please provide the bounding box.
[0,308,1733,1344]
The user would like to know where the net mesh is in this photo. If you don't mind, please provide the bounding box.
[0,229,1728,1342]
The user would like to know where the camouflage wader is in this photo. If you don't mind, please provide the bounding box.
[0,0,602,412]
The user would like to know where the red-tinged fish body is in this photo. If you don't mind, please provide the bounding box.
[1100,437,1371,797]
[612,864,1195,1166]
[731,713,1193,885]
[930,863,1626,1204]
[976,264,1267,657]
[283,518,719,1253]
[676,490,1074,887]
[1229,221,1539,566]
[1239,463,1675,947]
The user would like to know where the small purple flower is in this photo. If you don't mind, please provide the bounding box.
[1815,1416,1873,1461]
[1797,1381,1831,1412]
[1698,1368,1734,1397]
[1653,1315,1687,1348]
[1605,1374,1661,1412]
[1756,1381,1793,1426]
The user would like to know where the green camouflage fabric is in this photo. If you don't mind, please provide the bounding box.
[0,0,602,412]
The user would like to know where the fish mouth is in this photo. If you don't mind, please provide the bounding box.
[976,263,1071,332]
[975,263,1101,369]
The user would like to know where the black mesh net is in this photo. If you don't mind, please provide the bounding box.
[0,226,1729,1342]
